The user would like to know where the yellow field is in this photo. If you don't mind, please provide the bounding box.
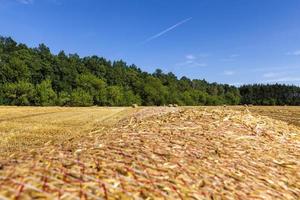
[0,106,134,154]
[0,106,299,199]
[1,106,298,153]
[236,106,300,127]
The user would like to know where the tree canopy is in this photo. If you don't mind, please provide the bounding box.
[0,36,299,106]
[239,84,300,106]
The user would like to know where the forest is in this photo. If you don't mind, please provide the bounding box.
[0,36,299,106]
[240,84,300,105]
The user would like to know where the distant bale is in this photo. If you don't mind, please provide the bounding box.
[132,104,138,108]
[223,104,227,108]
[173,104,179,107]
[168,104,173,107]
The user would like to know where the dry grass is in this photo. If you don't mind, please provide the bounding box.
[0,106,299,199]
[233,106,300,127]
[0,106,134,154]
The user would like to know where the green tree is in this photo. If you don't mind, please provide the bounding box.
[2,81,35,105]
[70,89,93,106]
[35,79,57,106]
[206,95,224,106]
[76,73,107,105]
[180,91,195,105]
[57,91,71,106]
[143,77,168,105]
[123,90,142,106]
[106,86,124,106]
[224,92,240,105]
[2,36,297,107]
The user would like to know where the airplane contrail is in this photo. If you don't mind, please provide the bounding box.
[140,17,192,45]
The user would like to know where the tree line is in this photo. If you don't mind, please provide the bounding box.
[0,36,299,106]
[240,84,300,105]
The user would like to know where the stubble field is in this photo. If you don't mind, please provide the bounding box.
[234,106,300,127]
[0,106,299,199]
[0,107,135,154]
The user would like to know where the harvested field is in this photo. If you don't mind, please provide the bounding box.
[0,106,134,154]
[0,107,299,199]
[234,106,300,127]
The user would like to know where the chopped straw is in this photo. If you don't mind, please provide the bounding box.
[0,107,299,199]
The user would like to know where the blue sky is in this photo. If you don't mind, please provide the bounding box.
[1,0,300,85]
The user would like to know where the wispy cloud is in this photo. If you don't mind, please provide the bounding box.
[252,66,300,72]
[17,0,33,4]
[177,60,207,67]
[263,76,300,83]
[177,54,207,67]
[224,70,235,76]
[286,50,300,56]
[140,17,192,45]
[229,82,243,86]
[186,53,210,59]
[261,69,300,84]
[185,54,196,60]
[263,72,283,78]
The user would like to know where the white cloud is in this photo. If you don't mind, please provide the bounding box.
[252,66,300,72]
[260,69,300,84]
[286,50,300,56]
[224,70,235,76]
[263,72,282,78]
[186,53,210,60]
[177,60,207,67]
[185,54,196,60]
[229,82,243,86]
[177,54,207,67]
[263,77,300,83]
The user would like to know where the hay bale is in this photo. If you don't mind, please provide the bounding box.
[173,104,179,107]
[168,104,173,107]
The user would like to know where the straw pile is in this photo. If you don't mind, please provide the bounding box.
[0,107,299,199]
